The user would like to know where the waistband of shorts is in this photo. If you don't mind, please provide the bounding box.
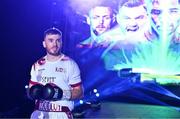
[35,100,70,112]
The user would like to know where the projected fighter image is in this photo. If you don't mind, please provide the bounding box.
[77,3,116,48]
[73,0,180,84]
[1,0,180,118]
[69,0,180,118]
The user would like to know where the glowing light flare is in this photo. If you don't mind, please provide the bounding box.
[141,73,180,84]
[25,85,29,89]
[93,89,98,93]
[79,100,84,104]
[95,93,100,97]
[112,40,180,84]
[107,31,180,84]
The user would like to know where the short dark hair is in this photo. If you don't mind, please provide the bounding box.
[118,0,145,9]
[44,27,62,39]
[94,0,116,10]
[89,0,117,15]
[89,6,114,18]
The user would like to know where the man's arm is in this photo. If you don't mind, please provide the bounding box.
[70,85,84,100]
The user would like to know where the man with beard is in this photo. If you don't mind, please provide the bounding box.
[101,0,157,71]
[116,0,155,43]
[28,28,83,119]
[77,3,116,48]
[100,0,154,44]
[150,0,180,42]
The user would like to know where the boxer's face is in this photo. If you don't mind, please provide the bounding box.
[151,0,179,34]
[117,5,149,36]
[89,6,114,35]
[43,34,62,56]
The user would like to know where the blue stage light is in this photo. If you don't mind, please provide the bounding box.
[95,93,100,97]
[93,89,98,93]
[25,85,28,89]
[79,100,84,104]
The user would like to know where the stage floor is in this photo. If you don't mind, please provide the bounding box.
[84,101,180,119]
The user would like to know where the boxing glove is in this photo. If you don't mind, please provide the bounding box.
[43,83,63,101]
[29,84,43,100]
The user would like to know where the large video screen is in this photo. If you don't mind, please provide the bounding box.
[66,0,180,85]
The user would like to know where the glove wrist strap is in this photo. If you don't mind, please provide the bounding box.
[62,90,71,100]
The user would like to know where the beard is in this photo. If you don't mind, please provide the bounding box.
[93,24,110,36]
[46,47,60,56]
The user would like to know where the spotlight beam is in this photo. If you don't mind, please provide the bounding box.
[142,73,180,80]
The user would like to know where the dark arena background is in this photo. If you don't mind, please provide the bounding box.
[1,0,180,118]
